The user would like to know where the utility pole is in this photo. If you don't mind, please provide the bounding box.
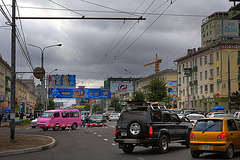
[10,0,16,143]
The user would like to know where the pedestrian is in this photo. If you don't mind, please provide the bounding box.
[0,113,2,126]
[84,113,90,132]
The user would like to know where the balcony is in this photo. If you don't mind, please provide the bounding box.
[189,81,193,86]
[194,80,198,85]
[193,66,198,72]
[208,61,213,65]
[209,77,214,80]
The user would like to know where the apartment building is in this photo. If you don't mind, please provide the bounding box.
[174,39,240,112]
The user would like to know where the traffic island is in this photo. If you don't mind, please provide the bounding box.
[0,134,56,157]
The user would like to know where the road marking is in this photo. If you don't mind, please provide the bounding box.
[112,143,116,146]
[138,158,144,160]
[98,135,102,137]
[104,139,108,141]
[93,132,97,134]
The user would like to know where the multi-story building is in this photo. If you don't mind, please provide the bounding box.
[174,39,240,112]
[0,55,11,112]
[136,69,177,107]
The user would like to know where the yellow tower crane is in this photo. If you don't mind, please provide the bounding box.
[144,54,162,74]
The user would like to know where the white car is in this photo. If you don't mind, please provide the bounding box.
[30,118,38,128]
[207,112,225,118]
[108,113,120,121]
[186,114,205,125]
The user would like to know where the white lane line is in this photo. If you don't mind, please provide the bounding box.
[104,139,108,141]
[112,143,116,146]
[93,132,97,134]
[98,135,102,137]
[138,158,145,160]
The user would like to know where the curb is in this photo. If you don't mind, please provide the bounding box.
[0,135,56,157]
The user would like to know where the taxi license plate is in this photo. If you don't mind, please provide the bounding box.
[121,132,127,136]
[201,145,211,150]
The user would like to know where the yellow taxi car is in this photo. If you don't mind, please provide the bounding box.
[190,117,240,159]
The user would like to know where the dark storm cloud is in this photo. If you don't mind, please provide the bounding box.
[0,0,234,87]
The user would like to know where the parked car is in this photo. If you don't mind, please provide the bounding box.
[88,114,107,127]
[30,118,38,128]
[207,112,226,118]
[186,114,205,125]
[233,111,240,119]
[37,109,81,131]
[190,117,240,159]
[109,112,120,121]
[114,101,193,153]
[180,110,202,116]
[213,114,234,118]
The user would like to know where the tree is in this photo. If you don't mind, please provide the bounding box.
[132,91,145,101]
[109,97,122,112]
[92,104,103,113]
[231,91,240,110]
[48,98,56,110]
[147,77,168,102]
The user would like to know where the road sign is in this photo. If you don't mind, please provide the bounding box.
[216,93,220,98]
[33,67,45,79]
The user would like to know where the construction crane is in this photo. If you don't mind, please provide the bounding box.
[144,54,162,74]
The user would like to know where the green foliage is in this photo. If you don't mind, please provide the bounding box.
[109,97,122,112]
[147,77,168,102]
[231,91,240,110]
[92,104,103,113]
[133,91,145,101]
[48,98,56,110]
[15,120,30,126]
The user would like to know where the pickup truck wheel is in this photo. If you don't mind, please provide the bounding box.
[72,123,77,130]
[127,120,146,139]
[158,135,169,154]
[122,145,134,153]
[191,150,200,158]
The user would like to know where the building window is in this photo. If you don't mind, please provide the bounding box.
[200,86,203,94]
[183,76,185,83]
[195,73,197,80]
[178,65,181,72]
[205,56,207,65]
[210,69,213,78]
[205,85,208,92]
[217,83,220,92]
[182,64,185,71]
[210,54,213,63]
[183,89,185,96]
[191,88,194,95]
[210,84,214,93]
[210,30,212,35]
[195,59,197,66]
[205,70,208,79]
[179,77,181,84]
[216,67,219,76]
[195,87,198,94]
[186,62,188,68]
[200,72,202,80]
[190,61,193,68]
[216,52,219,61]
[200,58,202,66]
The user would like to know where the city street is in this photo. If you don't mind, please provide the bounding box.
[1,121,240,160]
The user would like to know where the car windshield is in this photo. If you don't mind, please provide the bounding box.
[41,112,53,118]
[187,115,205,120]
[193,119,223,132]
[92,115,102,119]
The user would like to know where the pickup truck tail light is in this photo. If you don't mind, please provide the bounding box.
[149,126,153,135]
[114,126,117,135]
[218,132,227,139]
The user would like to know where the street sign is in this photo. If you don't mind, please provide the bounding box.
[33,67,45,79]
[216,93,220,98]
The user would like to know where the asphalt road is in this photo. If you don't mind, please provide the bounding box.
[1,121,240,160]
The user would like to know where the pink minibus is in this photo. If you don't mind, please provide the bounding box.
[37,109,81,131]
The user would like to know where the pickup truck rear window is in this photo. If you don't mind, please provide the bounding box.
[193,119,223,132]
[119,111,147,123]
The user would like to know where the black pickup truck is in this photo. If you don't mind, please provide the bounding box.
[114,102,193,153]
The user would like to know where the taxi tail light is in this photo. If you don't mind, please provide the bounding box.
[114,126,117,135]
[149,126,153,135]
[190,132,195,139]
[218,132,227,139]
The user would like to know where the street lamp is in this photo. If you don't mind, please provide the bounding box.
[28,43,62,111]
[221,49,238,113]
[124,69,136,98]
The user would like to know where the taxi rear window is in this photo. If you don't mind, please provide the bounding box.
[193,119,223,132]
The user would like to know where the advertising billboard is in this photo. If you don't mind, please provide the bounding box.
[49,75,76,88]
[216,20,239,38]
[168,81,177,96]
[49,88,111,99]
[110,81,133,93]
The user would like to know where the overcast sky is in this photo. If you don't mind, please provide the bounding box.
[0,0,234,88]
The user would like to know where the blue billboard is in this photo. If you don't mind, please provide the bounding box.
[49,88,111,99]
